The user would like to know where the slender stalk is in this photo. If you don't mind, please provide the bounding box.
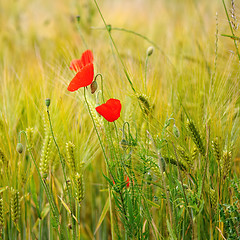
[122,122,131,143]
[50,170,54,240]
[198,124,210,204]
[172,142,195,239]
[92,0,136,93]
[18,131,60,235]
[46,108,76,240]
[83,87,115,239]
[77,204,81,240]
[76,17,88,49]
[91,26,176,71]
[144,55,149,92]
[94,73,104,102]
[83,88,112,177]
[38,184,43,240]
[113,122,121,160]
[147,131,173,227]
[222,0,240,61]
[106,122,118,163]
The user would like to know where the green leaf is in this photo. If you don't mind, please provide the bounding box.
[146,199,161,208]
[94,196,110,235]
[58,196,78,223]
[102,172,114,186]
[50,215,59,229]
[30,179,41,218]
[166,219,177,240]
[0,186,8,193]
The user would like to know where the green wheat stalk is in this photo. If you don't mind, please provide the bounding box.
[222,0,240,61]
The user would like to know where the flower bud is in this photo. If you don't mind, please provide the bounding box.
[45,98,51,107]
[16,143,23,154]
[146,46,154,57]
[90,80,98,94]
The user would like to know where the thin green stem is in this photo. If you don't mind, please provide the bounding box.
[76,18,88,49]
[106,122,118,163]
[147,131,173,227]
[198,124,210,206]
[222,0,240,61]
[113,122,121,160]
[46,108,76,240]
[122,122,131,142]
[83,87,115,239]
[91,26,176,71]
[18,131,60,233]
[83,88,113,177]
[94,73,104,102]
[38,183,43,240]
[144,55,149,92]
[77,204,81,240]
[172,142,195,239]
[92,0,136,93]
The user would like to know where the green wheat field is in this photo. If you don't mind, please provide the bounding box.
[0,0,239,239]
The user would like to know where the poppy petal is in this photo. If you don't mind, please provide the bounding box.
[67,63,94,92]
[69,50,94,72]
[80,49,94,67]
[95,99,121,122]
[69,59,82,72]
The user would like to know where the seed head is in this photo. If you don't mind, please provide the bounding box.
[11,189,20,224]
[45,98,51,107]
[75,173,84,205]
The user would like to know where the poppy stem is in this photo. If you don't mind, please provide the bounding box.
[93,0,136,94]
[94,73,104,102]
[83,87,113,178]
[75,17,88,50]
[113,122,122,162]
[122,122,131,144]
[46,107,77,240]
[91,26,176,71]
[83,87,116,240]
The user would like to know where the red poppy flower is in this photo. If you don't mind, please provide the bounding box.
[112,176,133,188]
[67,50,94,92]
[126,176,130,188]
[95,99,121,122]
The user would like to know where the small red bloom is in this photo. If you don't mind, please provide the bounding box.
[112,176,133,188]
[68,50,94,92]
[126,176,130,188]
[95,99,122,122]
